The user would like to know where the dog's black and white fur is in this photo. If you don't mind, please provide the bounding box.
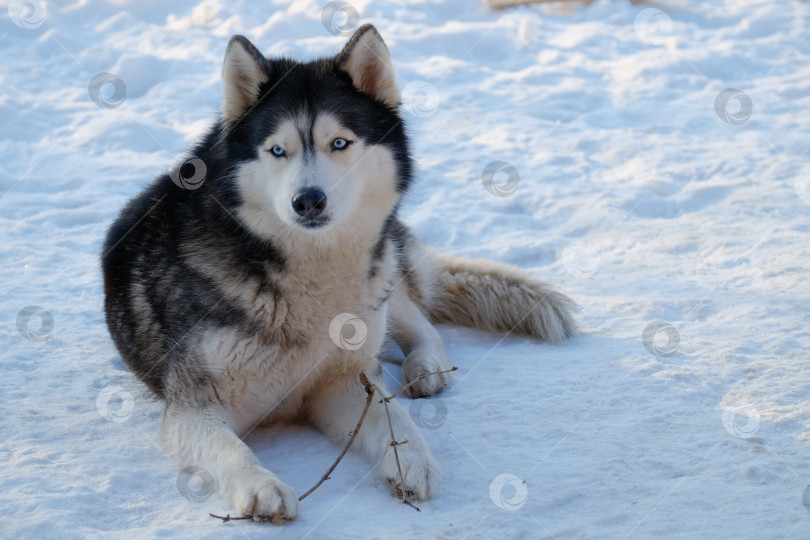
[102,25,577,523]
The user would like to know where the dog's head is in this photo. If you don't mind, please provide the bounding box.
[217,25,411,241]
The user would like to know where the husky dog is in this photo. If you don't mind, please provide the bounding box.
[102,24,576,523]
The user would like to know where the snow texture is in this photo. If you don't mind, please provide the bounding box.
[2,0,810,538]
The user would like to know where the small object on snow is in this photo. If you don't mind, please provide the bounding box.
[208,513,253,523]
[210,368,457,523]
[483,0,662,10]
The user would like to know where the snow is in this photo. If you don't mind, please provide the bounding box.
[2,0,809,537]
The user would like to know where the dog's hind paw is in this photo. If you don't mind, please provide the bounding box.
[400,349,453,398]
[230,468,299,524]
[378,446,440,501]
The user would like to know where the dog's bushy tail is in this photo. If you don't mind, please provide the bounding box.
[423,252,578,343]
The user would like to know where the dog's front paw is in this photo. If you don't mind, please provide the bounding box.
[229,468,299,524]
[378,445,440,501]
[401,349,453,398]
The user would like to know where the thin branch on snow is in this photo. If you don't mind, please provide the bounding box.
[369,376,419,511]
[210,367,457,522]
[209,513,253,523]
[387,367,458,400]
[297,373,376,502]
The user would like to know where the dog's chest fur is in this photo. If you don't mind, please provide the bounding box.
[192,234,396,431]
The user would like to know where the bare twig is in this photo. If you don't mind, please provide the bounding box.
[297,374,375,501]
[402,499,422,511]
[387,367,458,400]
[210,367,457,522]
[370,377,418,510]
[209,513,253,523]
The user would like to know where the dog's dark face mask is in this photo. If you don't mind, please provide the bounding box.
[213,26,413,239]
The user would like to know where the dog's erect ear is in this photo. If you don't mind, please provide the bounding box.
[336,24,398,108]
[222,35,268,125]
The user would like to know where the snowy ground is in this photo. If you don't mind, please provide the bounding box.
[2,0,810,537]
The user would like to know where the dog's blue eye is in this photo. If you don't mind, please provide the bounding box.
[332,138,350,150]
[270,145,285,157]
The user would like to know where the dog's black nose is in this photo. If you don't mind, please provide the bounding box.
[291,188,327,218]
